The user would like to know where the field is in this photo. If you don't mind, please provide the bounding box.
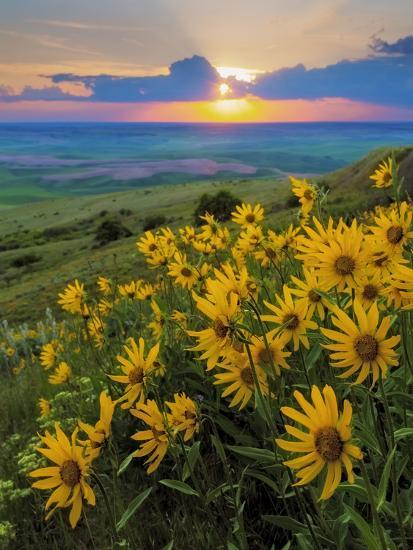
[0,146,413,549]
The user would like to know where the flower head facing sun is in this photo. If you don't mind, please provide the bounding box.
[276,385,362,500]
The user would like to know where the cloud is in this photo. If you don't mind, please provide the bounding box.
[1,36,412,108]
[370,35,413,56]
[48,55,243,102]
[0,85,83,102]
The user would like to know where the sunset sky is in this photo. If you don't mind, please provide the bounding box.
[1,0,413,122]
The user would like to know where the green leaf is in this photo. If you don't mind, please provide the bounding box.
[182,441,201,482]
[163,541,174,550]
[343,504,381,550]
[116,487,152,532]
[117,452,135,476]
[205,482,237,503]
[394,427,413,442]
[246,470,279,493]
[211,434,227,463]
[262,515,308,535]
[227,543,239,550]
[378,446,396,512]
[159,479,199,497]
[227,445,275,464]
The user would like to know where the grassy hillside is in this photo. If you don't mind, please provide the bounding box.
[1,146,412,323]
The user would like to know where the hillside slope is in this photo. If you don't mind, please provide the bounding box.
[0,146,411,323]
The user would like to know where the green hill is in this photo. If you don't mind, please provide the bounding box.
[1,146,412,323]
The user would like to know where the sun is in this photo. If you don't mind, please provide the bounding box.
[219,83,231,96]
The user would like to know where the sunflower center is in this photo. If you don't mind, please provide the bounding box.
[283,313,300,330]
[184,410,196,420]
[315,427,343,461]
[148,243,157,251]
[334,255,355,276]
[303,189,314,200]
[214,318,229,339]
[128,366,144,385]
[354,335,378,361]
[362,284,378,301]
[181,267,192,278]
[373,253,388,267]
[240,366,254,385]
[245,213,256,223]
[308,289,321,302]
[386,225,403,244]
[257,347,275,365]
[60,460,81,488]
[383,171,392,183]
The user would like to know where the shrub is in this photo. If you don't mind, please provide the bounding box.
[10,254,41,268]
[193,190,241,225]
[94,219,132,246]
[143,215,167,232]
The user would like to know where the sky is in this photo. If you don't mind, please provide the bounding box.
[1,0,413,122]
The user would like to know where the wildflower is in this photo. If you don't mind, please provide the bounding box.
[130,400,169,474]
[276,385,362,500]
[58,280,85,314]
[367,202,413,256]
[119,280,141,299]
[390,264,413,309]
[262,286,317,351]
[198,213,221,241]
[97,276,112,295]
[290,268,331,321]
[187,283,240,370]
[39,398,51,417]
[86,316,105,349]
[48,362,71,385]
[40,341,62,371]
[290,176,317,215]
[271,225,300,253]
[29,424,95,528]
[231,203,264,227]
[179,225,197,245]
[214,351,268,410]
[321,300,400,385]
[166,393,199,441]
[98,297,113,316]
[136,282,156,301]
[149,300,165,339]
[369,157,393,189]
[250,332,291,376]
[310,220,366,291]
[237,225,264,252]
[168,252,199,289]
[352,272,386,309]
[137,231,159,255]
[78,391,116,458]
[109,338,160,409]
[211,263,258,302]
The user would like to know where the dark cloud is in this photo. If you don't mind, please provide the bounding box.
[370,35,413,56]
[1,38,413,108]
[49,55,240,102]
[252,54,413,107]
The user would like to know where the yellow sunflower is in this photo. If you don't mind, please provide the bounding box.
[48,362,71,385]
[38,398,51,417]
[290,176,318,215]
[168,252,199,289]
[390,264,413,309]
[130,399,169,474]
[187,283,240,370]
[78,391,116,458]
[29,424,95,528]
[214,351,269,410]
[262,285,317,351]
[311,220,366,291]
[367,201,413,256]
[321,299,400,385]
[40,341,62,371]
[231,203,264,227]
[250,332,291,376]
[290,268,331,321]
[109,337,160,409]
[166,393,199,442]
[96,276,112,295]
[58,280,86,314]
[369,157,393,189]
[276,385,362,500]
